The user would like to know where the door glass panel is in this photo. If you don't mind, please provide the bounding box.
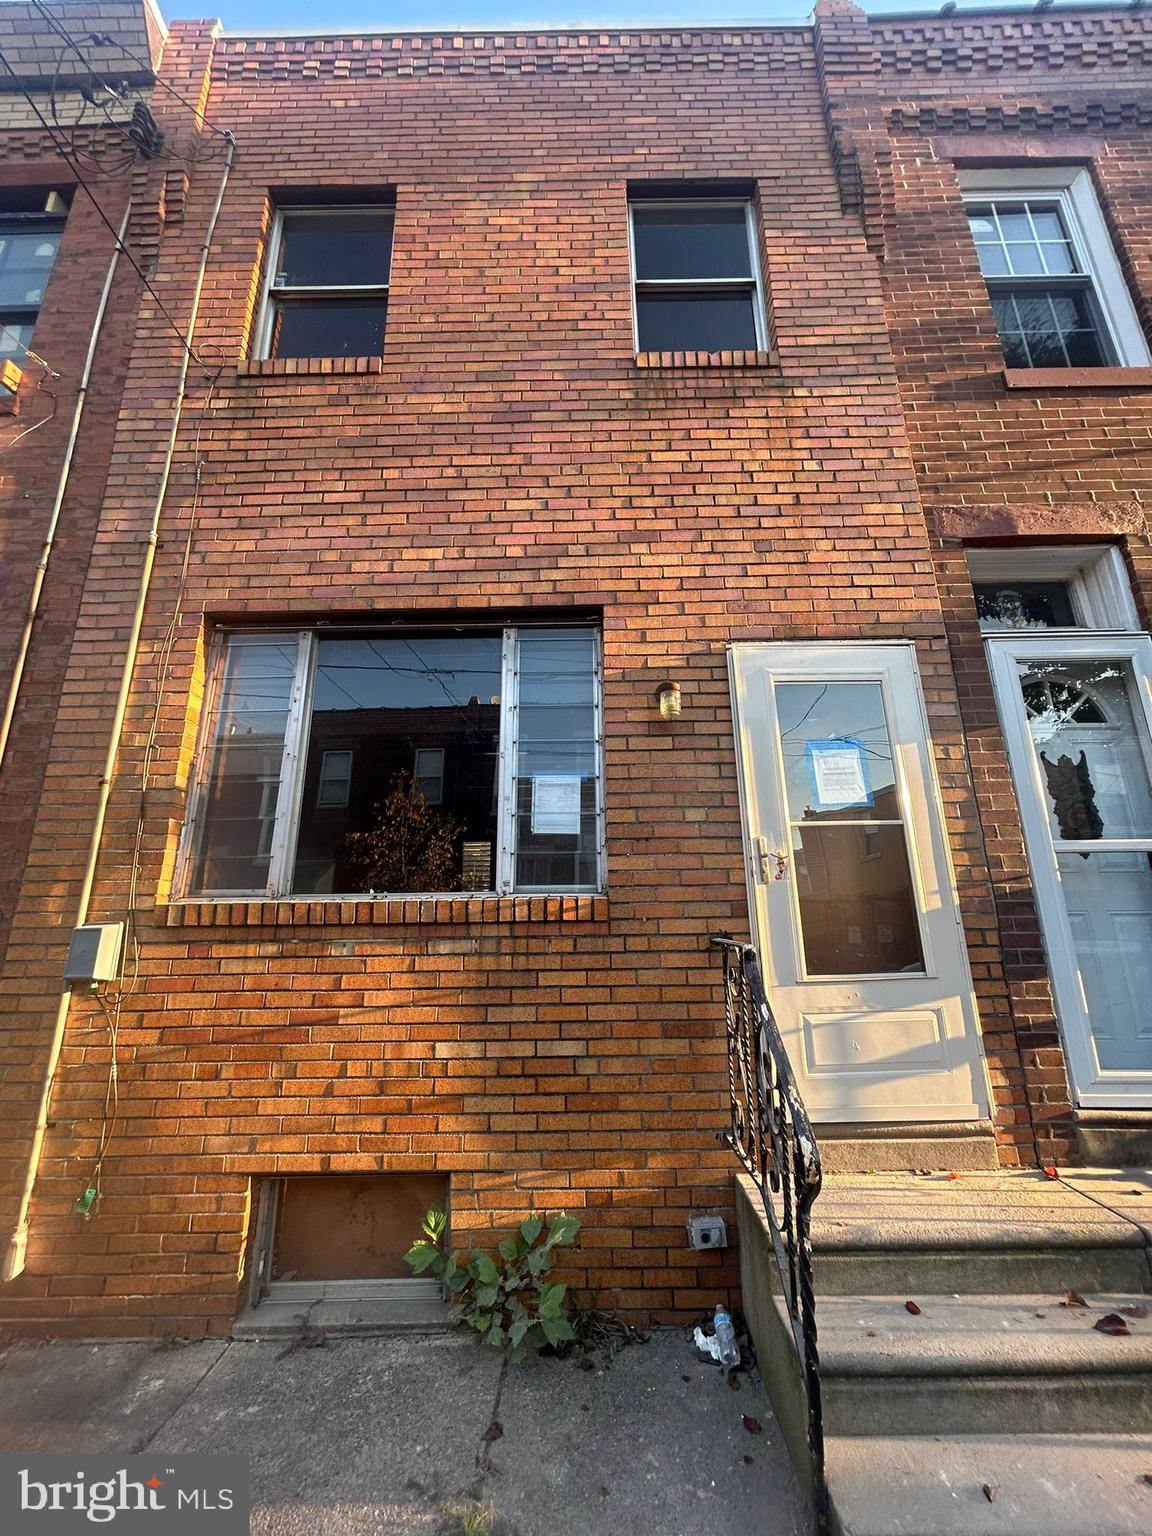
[777,682,899,822]
[776,680,925,975]
[791,824,925,976]
[1057,851,1152,1071]
[1021,660,1152,839]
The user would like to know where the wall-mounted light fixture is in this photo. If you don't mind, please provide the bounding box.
[654,681,682,721]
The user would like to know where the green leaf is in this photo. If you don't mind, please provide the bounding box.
[542,1212,581,1250]
[421,1206,447,1241]
[540,1313,575,1347]
[498,1236,521,1264]
[441,1254,464,1293]
[473,1312,491,1334]
[487,1321,505,1349]
[525,1248,549,1277]
[404,1241,444,1277]
[474,1283,500,1309]
[507,1339,527,1364]
[509,1316,530,1346]
[469,1252,499,1285]
[520,1215,543,1247]
[537,1282,567,1318]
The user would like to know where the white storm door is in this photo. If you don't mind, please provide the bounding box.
[987,634,1152,1106]
[729,642,990,1123]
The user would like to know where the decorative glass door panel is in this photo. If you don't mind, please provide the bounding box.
[988,634,1152,1103]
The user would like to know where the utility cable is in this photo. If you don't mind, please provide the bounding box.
[0,48,228,380]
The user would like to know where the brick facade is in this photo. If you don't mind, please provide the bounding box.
[0,2,1149,1335]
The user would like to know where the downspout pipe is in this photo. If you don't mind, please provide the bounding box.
[4,133,236,1283]
[0,202,133,773]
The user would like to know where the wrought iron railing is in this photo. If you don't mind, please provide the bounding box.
[710,936,827,1534]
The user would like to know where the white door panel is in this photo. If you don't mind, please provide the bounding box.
[729,642,991,1123]
[987,634,1152,1104]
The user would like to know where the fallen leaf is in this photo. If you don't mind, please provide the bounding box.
[1060,1290,1088,1308]
[727,1372,741,1391]
[482,1421,504,1443]
[947,1171,960,1181]
[1094,1314,1131,1336]
[866,1330,877,1338]
[1035,1312,1047,1319]
[905,1300,922,1316]
[1120,1305,1149,1319]
[983,1484,999,1503]
[742,1415,763,1435]
[1042,1166,1059,1180]
[681,1374,691,1383]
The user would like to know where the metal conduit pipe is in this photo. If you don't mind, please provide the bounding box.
[0,202,133,773]
[4,133,236,1282]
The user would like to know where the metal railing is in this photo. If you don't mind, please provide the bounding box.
[710,936,827,1534]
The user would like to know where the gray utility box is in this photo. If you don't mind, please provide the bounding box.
[64,922,124,985]
[687,1215,728,1251]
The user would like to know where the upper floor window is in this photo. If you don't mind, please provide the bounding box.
[968,546,1141,632]
[629,195,766,354]
[0,189,68,369]
[256,204,394,360]
[961,167,1150,371]
[181,625,603,898]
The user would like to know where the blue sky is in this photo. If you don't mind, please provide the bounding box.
[160,1,1017,32]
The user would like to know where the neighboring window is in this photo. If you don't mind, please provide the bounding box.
[961,167,1151,370]
[0,190,67,368]
[184,626,603,897]
[316,749,353,809]
[413,746,445,807]
[629,197,765,353]
[258,205,394,359]
[967,546,1141,632]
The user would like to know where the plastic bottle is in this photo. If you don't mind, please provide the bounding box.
[713,1304,740,1367]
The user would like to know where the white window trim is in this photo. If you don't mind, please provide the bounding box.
[317,749,354,809]
[176,625,605,901]
[412,746,446,806]
[966,544,1141,631]
[959,166,1151,369]
[254,204,394,360]
[627,197,768,354]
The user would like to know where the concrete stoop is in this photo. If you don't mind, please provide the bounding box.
[737,1169,1152,1536]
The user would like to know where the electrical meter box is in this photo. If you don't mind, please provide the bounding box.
[687,1215,728,1251]
[64,922,124,985]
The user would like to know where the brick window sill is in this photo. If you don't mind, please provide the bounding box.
[635,349,776,370]
[157,894,608,928]
[1003,367,1152,391]
[236,356,384,379]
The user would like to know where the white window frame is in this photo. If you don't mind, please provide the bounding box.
[967,545,1141,632]
[176,625,605,900]
[959,166,1151,369]
[627,197,768,354]
[412,746,446,807]
[254,204,394,361]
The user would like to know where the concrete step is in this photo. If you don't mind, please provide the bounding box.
[811,1292,1152,1435]
[827,1432,1152,1536]
[813,1173,1152,1296]
[232,1295,448,1338]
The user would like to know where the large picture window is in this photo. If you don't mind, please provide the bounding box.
[182,626,603,898]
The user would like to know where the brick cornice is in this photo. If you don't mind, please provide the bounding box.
[887,95,1152,134]
[870,12,1152,79]
[214,28,811,79]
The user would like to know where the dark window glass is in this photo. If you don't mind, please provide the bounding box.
[275,211,393,289]
[271,299,388,359]
[636,291,758,353]
[974,581,1077,629]
[291,635,503,895]
[632,204,752,282]
[792,824,925,976]
[989,289,1109,370]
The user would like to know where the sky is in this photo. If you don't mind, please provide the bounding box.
[158,1,1023,33]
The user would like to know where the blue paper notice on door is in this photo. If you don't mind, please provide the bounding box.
[804,738,873,812]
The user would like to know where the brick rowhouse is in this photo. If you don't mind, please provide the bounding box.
[0,0,1149,1336]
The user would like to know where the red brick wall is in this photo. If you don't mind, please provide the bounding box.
[0,19,1006,1337]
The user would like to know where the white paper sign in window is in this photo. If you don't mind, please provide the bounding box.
[531,775,582,835]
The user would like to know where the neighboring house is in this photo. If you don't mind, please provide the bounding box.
[0,0,1150,1338]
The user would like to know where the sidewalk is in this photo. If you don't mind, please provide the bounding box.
[0,1328,807,1536]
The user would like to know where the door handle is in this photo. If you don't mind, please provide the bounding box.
[755,837,788,883]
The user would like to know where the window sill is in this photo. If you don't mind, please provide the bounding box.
[635,349,776,370]
[236,356,384,379]
[1003,366,1152,391]
[158,894,608,928]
